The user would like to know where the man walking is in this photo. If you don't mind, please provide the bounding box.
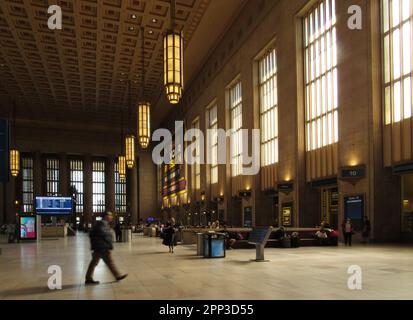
[85,212,127,285]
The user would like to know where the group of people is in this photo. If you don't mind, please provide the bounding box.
[84,211,372,285]
[340,216,371,246]
[315,217,371,247]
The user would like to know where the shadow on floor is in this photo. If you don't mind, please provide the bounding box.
[178,255,205,260]
[0,284,80,296]
[225,260,257,265]
[137,251,171,255]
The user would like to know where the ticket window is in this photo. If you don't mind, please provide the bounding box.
[402,175,413,233]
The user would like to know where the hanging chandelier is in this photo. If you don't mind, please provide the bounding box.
[164,0,183,104]
[118,109,126,181]
[10,149,20,177]
[118,155,126,182]
[138,102,150,149]
[125,134,135,169]
[10,101,19,177]
[125,80,136,169]
[138,26,151,149]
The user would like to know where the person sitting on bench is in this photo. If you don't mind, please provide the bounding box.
[315,229,328,245]
[222,225,236,250]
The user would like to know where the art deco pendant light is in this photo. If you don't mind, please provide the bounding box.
[118,108,126,182]
[10,101,19,177]
[138,26,151,149]
[163,0,184,104]
[125,80,136,169]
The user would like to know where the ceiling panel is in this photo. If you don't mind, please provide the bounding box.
[0,0,215,126]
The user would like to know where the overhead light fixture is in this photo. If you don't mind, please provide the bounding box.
[125,134,135,169]
[138,26,151,149]
[118,109,126,181]
[152,18,157,23]
[129,26,135,31]
[125,81,136,169]
[10,101,19,177]
[164,0,184,104]
[10,149,20,177]
[118,155,126,181]
[148,30,154,35]
[131,14,138,19]
[138,102,150,149]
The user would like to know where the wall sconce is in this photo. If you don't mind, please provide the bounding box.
[214,196,224,203]
[238,190,252,198]
[277,182,294,195]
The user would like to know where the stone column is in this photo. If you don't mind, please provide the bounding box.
[106,156,115,214]
[33,151,42,198]
[5,178,15,223]
[0,183,4,224]
[83,155,93,226]
[129,161,138,224]
[59,153,68,196]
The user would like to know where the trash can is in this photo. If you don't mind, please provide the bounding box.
[122,229,132,243]
[196,233,204,256]
[203,233,226,258]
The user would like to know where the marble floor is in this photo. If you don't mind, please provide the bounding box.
[0,233,412,300]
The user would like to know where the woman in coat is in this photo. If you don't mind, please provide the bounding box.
[162,218,177,253]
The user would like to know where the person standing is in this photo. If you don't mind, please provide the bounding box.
[362,216,371,244]
[162,218,177,253]
[114,221,122,243]
[85,212,127,285]
[342,218,354,247]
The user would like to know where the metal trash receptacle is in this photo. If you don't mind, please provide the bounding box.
[203,233,226,258]
[196,233,204,256]
[122,229,132,242]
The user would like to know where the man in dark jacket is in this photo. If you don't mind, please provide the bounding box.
[85,212,127,285]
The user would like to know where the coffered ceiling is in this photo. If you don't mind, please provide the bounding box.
[0,0,245,128]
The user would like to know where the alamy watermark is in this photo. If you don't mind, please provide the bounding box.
[46,4,363,31]
[47,265,62,290]
[47,5,62,30]
[347,265,362,290]
[151,121,261,176]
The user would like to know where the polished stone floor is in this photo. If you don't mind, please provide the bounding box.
[0,233,412,300]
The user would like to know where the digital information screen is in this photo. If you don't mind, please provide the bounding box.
[36,196,73,215]
[20,216,36,240]
[344,195,364,220]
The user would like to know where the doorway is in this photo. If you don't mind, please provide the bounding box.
[321,187,339,229]
[402,175,413,234]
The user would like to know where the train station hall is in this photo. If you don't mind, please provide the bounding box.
[0,0,413,301]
